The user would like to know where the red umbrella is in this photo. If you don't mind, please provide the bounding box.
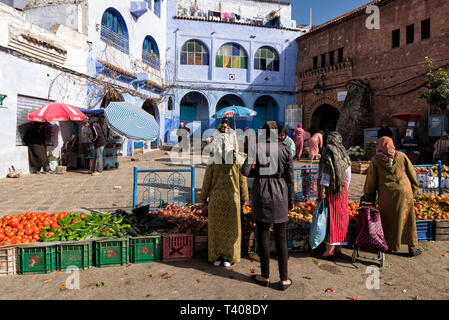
[28,103,86,122]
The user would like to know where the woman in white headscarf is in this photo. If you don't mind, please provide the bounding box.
[201,124,249,267]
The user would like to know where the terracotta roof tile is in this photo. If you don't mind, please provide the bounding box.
[97,59,137,79]
[301,0,394,37]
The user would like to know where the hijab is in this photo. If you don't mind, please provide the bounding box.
[377,136,396,165]
[319,131,351,195]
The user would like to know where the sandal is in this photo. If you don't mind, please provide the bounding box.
[408,245,422,257]
[280,278,293,291]
[250,274,270,287]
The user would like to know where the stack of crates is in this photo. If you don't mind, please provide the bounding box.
[93,238,129,268]
[0,245,17,276]
[17,243,57,274]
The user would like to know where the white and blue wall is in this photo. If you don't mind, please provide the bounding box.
[164,0,301,142]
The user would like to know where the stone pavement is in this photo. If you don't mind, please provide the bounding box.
[0,150,367,217]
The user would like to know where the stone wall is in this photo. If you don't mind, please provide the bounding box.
[296,0,449,157]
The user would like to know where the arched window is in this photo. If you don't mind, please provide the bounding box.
[142,36,160,70]
[181,40,209,66]
[101,8,129,54]
[216,43,248,69]
[254,46,279,71]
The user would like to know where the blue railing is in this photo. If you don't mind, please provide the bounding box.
[291,161,443,204]
[100,25,129,54]
[413,161,443,195]
[132,166,195,210]
[294,167,319,203]
[142,51,161,70]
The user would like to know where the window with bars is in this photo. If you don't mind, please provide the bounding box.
[421,19,430,40]
[392,29,400,48]
[142,36,160,70]
[338,47,344,63]
[101,8,129,54]
[313,56,318,70]
[321,53,326,68]
[180,40,209,66]
[215,43,248,69]
[329,50,335,66]
[406,24,414,44]
[254,46,279,72]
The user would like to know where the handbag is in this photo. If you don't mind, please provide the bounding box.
[355,206,388,253]
[309,200,329,250]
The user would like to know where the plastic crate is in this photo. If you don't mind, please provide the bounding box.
[287,226,309,252]
[94,238,129,268]
[162,234,193,261]
[129,236,161,263]
[57,241,93,270]
[0,245,17,276]
[416,220,435,242]
[18,244,57,274]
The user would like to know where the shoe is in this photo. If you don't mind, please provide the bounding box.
[280,278,293,291]
[409,246,422,257]
[91,172,100,176]
[223,259,234,267]
[335,251,343,258]
[250,274,270,287]
[319,254,336,261]
[213,260,222,267]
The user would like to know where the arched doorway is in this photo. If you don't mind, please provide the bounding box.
[310,104,340,136]
[142,99,160,147]
[99,89,124,109]
[253,95,279,130]
[180,92,209,135]
[216,94,245,129]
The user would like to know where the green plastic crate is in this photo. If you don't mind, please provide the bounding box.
[18,244,57,275]
[57,241,93,270]
[129,236,161,264]
[94,238,129,268]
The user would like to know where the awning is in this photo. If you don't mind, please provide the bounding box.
[104,102,159,141]
[78,107,104,116]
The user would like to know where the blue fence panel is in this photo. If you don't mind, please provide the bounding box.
[133,166,195,210]
[413,161,442,196]
[291,161,443,204]
[293,167,319,203]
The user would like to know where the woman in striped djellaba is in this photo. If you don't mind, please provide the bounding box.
[318,131,352,260]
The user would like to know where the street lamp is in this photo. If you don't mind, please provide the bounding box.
[313,75,326,95]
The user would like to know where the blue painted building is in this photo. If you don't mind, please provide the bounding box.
[164,0,304,142]
[22,0,168,149]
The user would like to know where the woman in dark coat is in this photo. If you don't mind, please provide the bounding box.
[24,123,49,174]
[241,121,295,290]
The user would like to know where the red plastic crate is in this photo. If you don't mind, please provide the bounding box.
[162,234,193,261]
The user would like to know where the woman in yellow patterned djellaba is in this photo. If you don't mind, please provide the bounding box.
[201,122,249,267]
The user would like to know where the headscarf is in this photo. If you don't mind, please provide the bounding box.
[319,131,351,195]
[377,136,396,165]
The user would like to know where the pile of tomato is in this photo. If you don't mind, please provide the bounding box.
[0,212,70,246]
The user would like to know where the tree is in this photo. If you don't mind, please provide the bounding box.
[419,56,449,113]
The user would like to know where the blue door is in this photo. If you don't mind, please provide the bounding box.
[253,105,268,130]
[180,105,196,122]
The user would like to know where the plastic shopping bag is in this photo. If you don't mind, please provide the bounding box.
[309,201,328,250]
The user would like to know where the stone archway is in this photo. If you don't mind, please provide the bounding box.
[216,94,246,129]
[310,104,340,135]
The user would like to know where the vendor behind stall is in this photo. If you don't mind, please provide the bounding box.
[61,134,79,170]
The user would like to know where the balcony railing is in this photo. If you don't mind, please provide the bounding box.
[100,25,129,55]
[142,50,161,71]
